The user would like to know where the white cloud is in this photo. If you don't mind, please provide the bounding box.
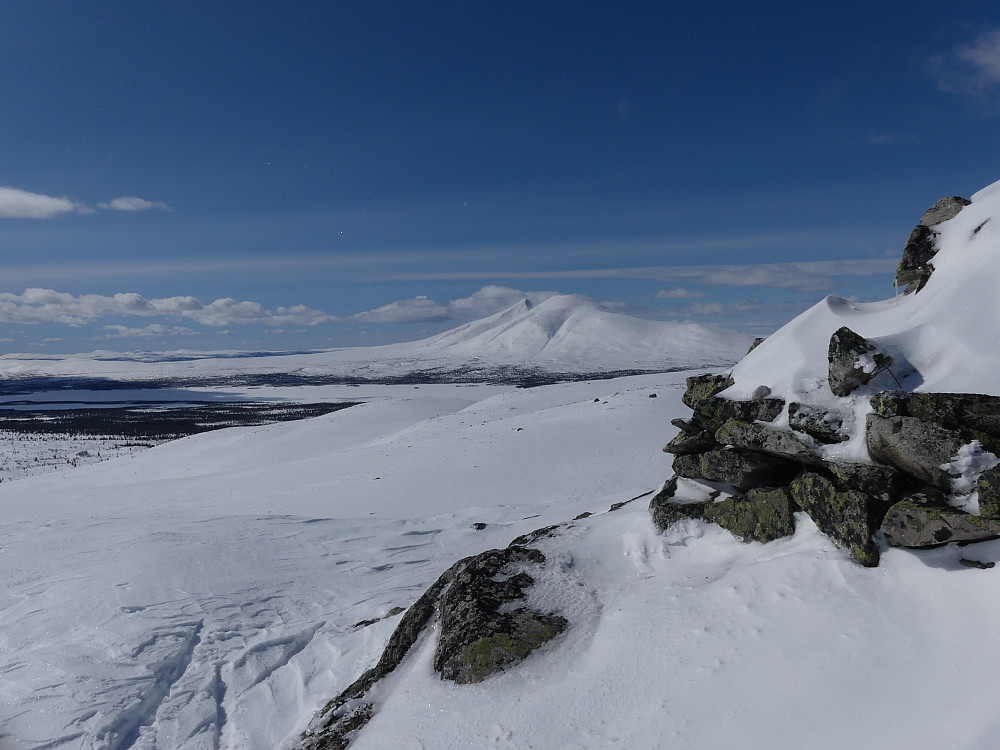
[656,287,703,299]
[350,286,560,325]
[932,28,1000,97]
[374,259,897,288]
[666,300,762,318]
[98,196,171,212]
[103,324,199,338]
[351,296,450,324]
[0,187,83,219]
[0,288,340,328]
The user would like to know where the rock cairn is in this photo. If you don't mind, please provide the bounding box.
[652,194,1000,565]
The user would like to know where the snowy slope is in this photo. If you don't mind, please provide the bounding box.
[728,178,1000,402]
[421,294,749,368]
[6,374,1000,750]
[0,295,749,383]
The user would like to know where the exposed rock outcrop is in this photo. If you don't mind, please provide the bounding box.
[895,195,970,292]
[789,472,888,566]
[882,495,1000,548]
[298,541,569,749]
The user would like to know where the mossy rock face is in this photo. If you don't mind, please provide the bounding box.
[978,465,1000,519]
[824,460,911,506]
[789,472,889,567]
[907,393,1000,444]
[715,419,822,466]
[682,373,734,409]
[663,427,717,455]
[690,396,785,433]
[673,447,799,491]
[701,487,797,543]
[881,499,1000,547]
[459,611,567,682]
[434,547,567,684]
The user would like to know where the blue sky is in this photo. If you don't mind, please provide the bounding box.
[2,1,1000,354]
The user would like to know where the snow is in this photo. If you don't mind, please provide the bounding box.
[4,372,1000,750]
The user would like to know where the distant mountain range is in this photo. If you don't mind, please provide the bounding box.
[0,295,750,387]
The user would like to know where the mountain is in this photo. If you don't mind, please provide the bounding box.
[0,294,751,385]
[420,294,749,369]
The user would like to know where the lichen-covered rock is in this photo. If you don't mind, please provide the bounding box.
[649,477,708,530]
[434,547,567,684]
[789,472,889,566]
[298,557,466,749]
[715,419,822,466]
[977,465,1000,519]
[824,460,910,506]
[681,373,734,409]
[881,499,1000,547]
[870,390,910,417]
[672,447,799,490]
[828,326,894,397]
[663,426,716,455]
[789,402,852,444]
[866,414,967,490]
[701,487,797,543]
[906,392,1000,444]
[689,395,785,433]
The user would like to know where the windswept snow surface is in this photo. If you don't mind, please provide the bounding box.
[6,374,1000,749]
[0,295,749,382]
[728,177,1000,403]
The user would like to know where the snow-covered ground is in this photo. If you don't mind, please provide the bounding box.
[4,373,1000,750]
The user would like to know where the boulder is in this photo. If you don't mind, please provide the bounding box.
[682,373,734,409]
[690,395,785,433]
[673,448,799,490]
[789,472,889,566]
[866,414,967,491]
[663,426,717,455]
[648,477,708,531]
[715,419,823,466]
[788,402,852,444]
[434,546,567,684]
[881,497,1000,547]
[976,465,1000,519]
[649,479,796,543]
[824,460,910,506]
[920,195,971,227]
[906,392,1000,445]
[701,486,798,543]
[828,326,894,397]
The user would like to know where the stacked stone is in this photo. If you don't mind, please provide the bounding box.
[653,352,1000,567]
[651,370,902,566]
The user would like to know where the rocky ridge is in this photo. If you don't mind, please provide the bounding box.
[654,192,1000,566]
